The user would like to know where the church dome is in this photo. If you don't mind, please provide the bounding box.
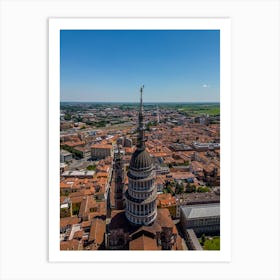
[129,148,153,171]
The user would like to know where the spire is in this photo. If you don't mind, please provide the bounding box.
[137,85,145,150]
[157,105,160,124]
[116,144,121,161]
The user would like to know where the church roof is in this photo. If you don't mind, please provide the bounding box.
[129,148,153,171]
[128,86,154,172]
[129,235,158,250]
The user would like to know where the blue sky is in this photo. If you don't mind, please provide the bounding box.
[60,30,220,102]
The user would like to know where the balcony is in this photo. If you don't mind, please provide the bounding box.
[128,210,156,217]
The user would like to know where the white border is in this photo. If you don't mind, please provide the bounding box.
[49,18,231,262]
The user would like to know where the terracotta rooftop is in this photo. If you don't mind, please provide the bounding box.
[81,221,91,228]
[88,219,106,244]
[191,161,203,170]
[156,208,174,228]
[73,230,84,239]
[96,165,110,173]
[96,172,109,178]
[170,172,195,180]
[151,152,168,157]
[63,141,85,147]
[60,239,81,250]
[61,178,97,193]
[129,235,158,250]
[124,147,134,154]
[157,193,177,207]
[91,144,112,149]
[60,217,80,229]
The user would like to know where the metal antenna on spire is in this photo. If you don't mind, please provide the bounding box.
[140,85,144,107]
[137,85,145,149]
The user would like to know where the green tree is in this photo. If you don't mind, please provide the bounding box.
[164,183,173,194]
[175,182,184,194]
[197,186,210,193]
[64,113,72,121]
[201,233,206,246]
[87,165,96,171]
[64,190,70,196]
[72,204,80,216]
[204,237,220,250]
[60,207,70,218]
[186,183,196,193]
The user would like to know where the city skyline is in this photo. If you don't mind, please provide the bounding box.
[59,89,221,251]
[60,30,220,103]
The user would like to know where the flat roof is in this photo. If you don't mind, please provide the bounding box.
[60,203,68,209]
[62,170,95,177]
[60,149,72,156]
[181,203,220,219]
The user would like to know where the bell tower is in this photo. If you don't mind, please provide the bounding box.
[114,146,125,210]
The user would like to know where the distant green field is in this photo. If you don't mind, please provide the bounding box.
[177,104,220,116]
[204,237,220,250]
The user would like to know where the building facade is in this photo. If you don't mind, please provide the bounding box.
[60,149,73,163]
[114,147,125,210]
[180,203,220,236]
[91,144,113,160]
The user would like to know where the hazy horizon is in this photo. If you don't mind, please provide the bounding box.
[60,101,220,104]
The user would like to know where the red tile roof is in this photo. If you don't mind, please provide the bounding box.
[60,217,80,228]
[88,219,106,244]
[129,235,158,250]
[60,239,81,250]
[91,144,112,149]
